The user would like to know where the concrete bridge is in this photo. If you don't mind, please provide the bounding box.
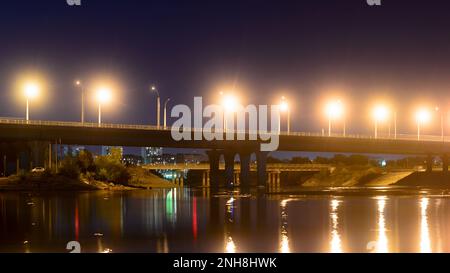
[0,118,449,186]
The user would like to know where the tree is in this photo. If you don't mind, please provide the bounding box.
[59,155,80,179]
[76,150,95,173]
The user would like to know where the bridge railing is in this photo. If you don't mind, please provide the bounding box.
[0,118,448,143]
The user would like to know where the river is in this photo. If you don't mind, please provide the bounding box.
[0,188,448,253]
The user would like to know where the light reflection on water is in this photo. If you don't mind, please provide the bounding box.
[329,199,342,253]
[0,189,450,253]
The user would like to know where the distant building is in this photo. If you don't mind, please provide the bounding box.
[122,154,144,166]
[62,145,85,157]
[102,146,123,157]
[141,147,163,164]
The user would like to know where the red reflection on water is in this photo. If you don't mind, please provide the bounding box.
[192,197,197,240]
[75,202,79,241]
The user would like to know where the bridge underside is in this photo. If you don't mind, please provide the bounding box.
[1,122,450,184]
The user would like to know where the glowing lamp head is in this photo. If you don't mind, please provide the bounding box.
[24,83,39,99]
[222,94,238,112]
[151,85,156,91]
[416,108,431,123]
[373,105,389,122]
[279,97,289,112]
[325,100,344,119]
[96,87,112,104]
[75,80,81,86]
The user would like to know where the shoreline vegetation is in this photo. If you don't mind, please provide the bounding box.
[0,151,448,192]
[0,148,176,191]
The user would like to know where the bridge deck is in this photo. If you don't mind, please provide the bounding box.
[0,119,449,155]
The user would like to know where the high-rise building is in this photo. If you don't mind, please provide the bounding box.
[141,147,163,164]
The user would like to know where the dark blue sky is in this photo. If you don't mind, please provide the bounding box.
[1,0,450,138]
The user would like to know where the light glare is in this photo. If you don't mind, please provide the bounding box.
[24,83,39,99]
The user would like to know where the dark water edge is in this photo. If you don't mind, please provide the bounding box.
[0,186,450,253]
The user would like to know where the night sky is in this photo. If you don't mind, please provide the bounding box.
[1,0,450,157]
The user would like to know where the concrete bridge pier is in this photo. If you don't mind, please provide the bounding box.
[207,150,220,188]
[426,154,433,173]
[267,172,281,191]
[442,154,449,173]
[239,151,251,187]
[256,151,268,187]
[224,151,235,187]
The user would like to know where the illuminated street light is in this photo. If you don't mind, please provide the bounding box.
[222,94,238,112]
[372,105,389,139]
[220,92,239,132]
[325,100,344,137]
[279,96,290,134]
[75,80,84,124]
[24,82,40,122]
[164,98,171,129]
[96,87,112,125]
[415,108,431,141]
[150,85,161,128]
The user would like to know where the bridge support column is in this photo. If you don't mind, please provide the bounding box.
[224,151,235,187]
[442,154,449,173]
[239,151,251,187]
[202,171,207,187]
[179,172,184,186]
[426,154,433,173]
[256,151,268,187]
[28,141,49,170]
[207,150,220,188]
[276,172,281,189]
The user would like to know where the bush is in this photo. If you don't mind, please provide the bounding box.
[59,156,81,179]
[94,152,130,185]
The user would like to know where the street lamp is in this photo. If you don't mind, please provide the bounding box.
[279,96,291,134]
[151,85,160,129]
[75,80,84,124]
[24,82,40,122]
[372,105,389,139]
[325,100,344,137]
[164,98,171,129]
[415,108,431,141]
[96,87,112,125]
[220,92,238,132]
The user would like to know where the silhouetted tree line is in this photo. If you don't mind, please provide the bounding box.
[59,147,130,185]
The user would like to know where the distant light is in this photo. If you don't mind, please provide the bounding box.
[416,108,431,123]
[151,85,156,91]
[373,105,389,122]
[222,94,238,112]
[75,80,81,86]
[279,97,289,112]
[96,87,112,104]
[325,100,344,119]
[24,83,39,99]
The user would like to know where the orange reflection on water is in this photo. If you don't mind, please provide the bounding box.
[329,199,342,253]
[279,199,290,253]
[420,197,431,253]
[375,197,389,253]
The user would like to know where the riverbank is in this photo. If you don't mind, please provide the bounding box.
[0,168,177,191]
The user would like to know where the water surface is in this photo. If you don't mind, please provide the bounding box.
[0,188,449,253]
